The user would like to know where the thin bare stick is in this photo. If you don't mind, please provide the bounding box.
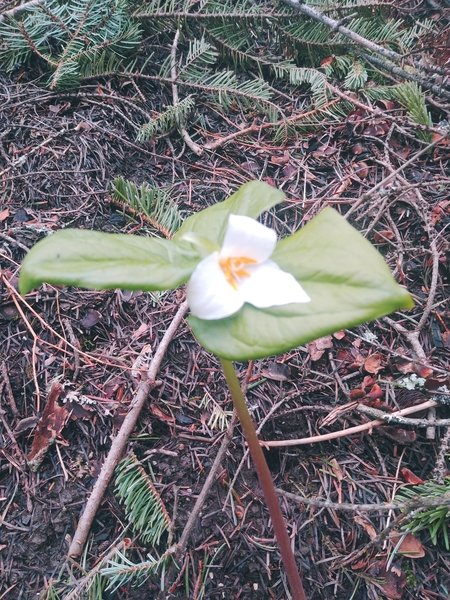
[276,489,400,512]
[176,412,237,555]
[361,52,450,100]
[170,28,203,156]
[282,0,403,63]
[204,100,340,151]
[67,301,188,558]
[432,427,450,484]
[1,363,18,416]
[383,317,426,362]
[356,401,450,427]
[345,138,441,218]
[263,399,438,448]
[0,128,68,177]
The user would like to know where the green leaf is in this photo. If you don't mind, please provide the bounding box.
[188,208,414,360]
[19,229,200,294]
[173,180,285,245]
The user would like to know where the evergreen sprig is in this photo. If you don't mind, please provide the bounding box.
[393,82,433,142]
[0,0,436,143]
[102,550,168,593]
[115,452,172,547]
[397,479,450,549]
[112,176,183,237]
[137,96,195,141]
[0,0,141,89]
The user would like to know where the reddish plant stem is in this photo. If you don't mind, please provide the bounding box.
[220,359,307,600]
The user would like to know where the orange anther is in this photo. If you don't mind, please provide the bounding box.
[219,256,257,289]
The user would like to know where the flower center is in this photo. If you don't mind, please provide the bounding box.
[219,256,257,290]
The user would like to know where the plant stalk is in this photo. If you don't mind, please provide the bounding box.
[220,358,307,600]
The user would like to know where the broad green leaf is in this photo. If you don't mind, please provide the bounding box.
[188,208,414,360]
[19,229,200,295]
[174,180,285,245]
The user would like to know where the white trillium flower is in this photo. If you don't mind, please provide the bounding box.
[187,214,311,320]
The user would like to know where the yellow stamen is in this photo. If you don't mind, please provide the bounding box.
[219,256,257,289]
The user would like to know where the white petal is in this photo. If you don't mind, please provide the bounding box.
[221,215,277,262]
[187,252,244,320]
[239,260,310,308]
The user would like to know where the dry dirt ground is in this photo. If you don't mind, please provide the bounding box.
[1,15,450,600]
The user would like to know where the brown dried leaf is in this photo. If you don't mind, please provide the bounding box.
[320,56,334,67]
[415,365,433,379]
[374,229,395,243]
[307,335,333,361]
[351,143,366,156]
[150,404,175,424]
[26,382,69,471]
[364,353,384,374]
[400,467,424,485]
[368,561,406,600]
[260,361,291,382]
[353,161,370,180]
[350,388,365,400]
[80,308,101,328]
[366,384,384,401]
[354,515,377,540]
[362,376,376,390]
[131,322,150,340]
[396,533,425,558]
[430,199,450,226]
[0,209,10,222]
[270,151,290,165]
[333,330,346,340]
[380,427,416,444]
[330,458,344,482]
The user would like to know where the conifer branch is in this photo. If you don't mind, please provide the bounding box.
[111,176,182,237]
[115,453,171,546]
[282,0,450,101]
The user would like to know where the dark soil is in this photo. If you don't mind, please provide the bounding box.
[1,17,450,600]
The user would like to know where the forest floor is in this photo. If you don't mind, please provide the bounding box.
[1,6,450,600]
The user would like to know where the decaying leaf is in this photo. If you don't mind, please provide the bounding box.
[63,390,96,420]
[364,353,384,374]
[367,560,406,599]
[380,427,416,444]
[131,343,153,379]
[307,335,333,361]
[260,361,291,382]
[27,381,69,471]
[354,514,377,540]
[400,467,424,485]
[80,308,102,328]
[396,533,425,558]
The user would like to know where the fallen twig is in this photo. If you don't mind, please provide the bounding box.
[356,400,450,427]
[276,489,400,512]
[262,399,438,448]
[175,412,237,558]
[204,99,340,151]
[67,301,188,558]
[170,28,203,156]
[282,0,450,100]
[345,138,442,218]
